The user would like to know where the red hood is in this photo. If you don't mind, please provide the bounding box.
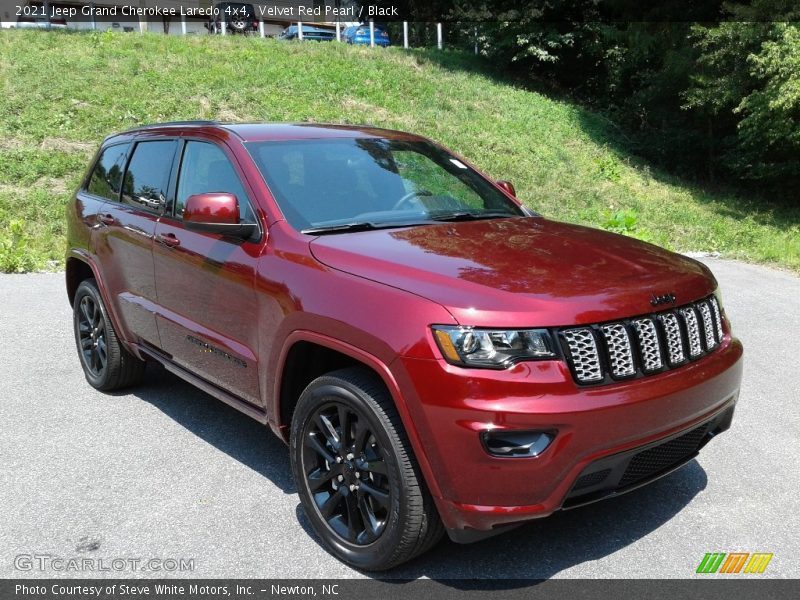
[309,217,716,327]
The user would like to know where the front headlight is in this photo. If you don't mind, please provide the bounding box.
[432,325,557,369]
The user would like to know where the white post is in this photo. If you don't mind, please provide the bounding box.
[90,3,96,30]
[437,22,442,50]
[369,19,375,47]
[181,14,187,35]
[335,21,340,42]
[259,20,264,37]
[403,21,408,49]
[297,21,303,41]
[221,20,226,35]
[474,26,478,55]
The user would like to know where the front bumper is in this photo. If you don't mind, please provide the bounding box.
[393,336,743,539]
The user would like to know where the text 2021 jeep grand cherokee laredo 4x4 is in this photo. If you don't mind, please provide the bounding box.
[66,122,743,570]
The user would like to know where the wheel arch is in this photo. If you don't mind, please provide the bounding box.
[66,254,96,307]
[65,251,138,358]
[271,331,443,500]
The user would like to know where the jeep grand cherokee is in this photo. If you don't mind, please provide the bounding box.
[66,122,743,570]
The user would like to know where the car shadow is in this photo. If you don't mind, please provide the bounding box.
[131,363,707,581]
[129,362,295,494]
[390,460,707,581]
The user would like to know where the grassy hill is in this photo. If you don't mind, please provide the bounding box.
[1,29,798,272]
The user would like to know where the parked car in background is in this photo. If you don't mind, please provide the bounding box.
[16,15,68,29]
[278,24,336,42]
[342,23,391,46]
[67,122,743,570]
[206,2,258,35]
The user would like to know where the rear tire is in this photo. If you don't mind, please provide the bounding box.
[290,367,443,570]
[73,279,145,391]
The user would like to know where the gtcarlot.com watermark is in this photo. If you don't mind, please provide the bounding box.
[14,554,195,573]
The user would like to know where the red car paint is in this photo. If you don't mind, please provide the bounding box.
[66,122,742,540]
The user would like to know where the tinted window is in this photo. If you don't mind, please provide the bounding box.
[121,141,176,213]
[87,143,129,201]
[247,138,522,230]
[175,141,255,222]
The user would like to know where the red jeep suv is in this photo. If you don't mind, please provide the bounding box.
[66,122,743,570]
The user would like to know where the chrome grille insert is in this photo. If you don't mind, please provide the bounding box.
[697,301,717,350]
[680,307,703,357]
[632,318,663,372]
[709,296,724,339]
[560,295,724,385]
[600,323,635,378]
[659,312,686,365]
[562,328,602,383]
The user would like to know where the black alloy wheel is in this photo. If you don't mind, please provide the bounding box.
[302,401,392,545]
[72,279,145,391]
[76,292,106,377]
[290,368,443,570]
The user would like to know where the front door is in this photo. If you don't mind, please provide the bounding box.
[152,139,262,405]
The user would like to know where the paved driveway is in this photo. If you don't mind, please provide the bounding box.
[0,258,797,579]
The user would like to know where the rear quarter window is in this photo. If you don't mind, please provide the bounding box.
[86,143,130,201]
[121,140,177,213]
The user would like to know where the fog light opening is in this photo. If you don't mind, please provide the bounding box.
[481,430,555,458]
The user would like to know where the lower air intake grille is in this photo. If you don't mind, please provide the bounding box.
[572,468,612,490]
[618,423,710,488]
[560,295,725,385]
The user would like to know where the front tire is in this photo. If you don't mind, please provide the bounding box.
[290,368,443,570]
[73,279,145,391]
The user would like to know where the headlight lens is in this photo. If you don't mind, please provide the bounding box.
[432,326,557,368]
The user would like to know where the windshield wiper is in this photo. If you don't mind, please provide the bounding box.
[301,221,428,235]
[428,211,517,222]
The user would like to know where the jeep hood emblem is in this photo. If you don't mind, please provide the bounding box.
[650,292,677,307]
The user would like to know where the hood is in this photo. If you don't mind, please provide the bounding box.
[309,217,716,327]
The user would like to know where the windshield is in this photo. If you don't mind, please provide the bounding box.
[246,138,524,232]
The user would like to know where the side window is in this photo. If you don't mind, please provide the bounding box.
[86,143,130,201]
[121,141,176,213]
[175,141,256,222]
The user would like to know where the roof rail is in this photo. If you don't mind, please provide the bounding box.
[133,120,220,129]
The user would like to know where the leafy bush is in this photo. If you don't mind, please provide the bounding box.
[0,220,37,273]
[602,209,653,243]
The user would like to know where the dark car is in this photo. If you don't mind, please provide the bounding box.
[206,2,258,35]
[342,23,391,47]
[66,122,743,570]
[278,24,336,42]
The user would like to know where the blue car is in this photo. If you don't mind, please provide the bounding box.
[342,24,391,47]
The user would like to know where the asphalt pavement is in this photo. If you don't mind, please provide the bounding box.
[0,258,798,579]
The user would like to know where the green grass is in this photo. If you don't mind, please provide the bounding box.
[1,29,799,272]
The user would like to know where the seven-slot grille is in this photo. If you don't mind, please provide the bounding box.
[560,296,725,385]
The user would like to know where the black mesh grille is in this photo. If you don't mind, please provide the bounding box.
[572,468,612,490]
[618,423,710,488]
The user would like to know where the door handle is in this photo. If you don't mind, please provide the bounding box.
[156,233,181,248]
[98,213,115,226]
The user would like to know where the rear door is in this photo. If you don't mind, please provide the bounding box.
[151,138,262,405]
[93,138,177,347]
